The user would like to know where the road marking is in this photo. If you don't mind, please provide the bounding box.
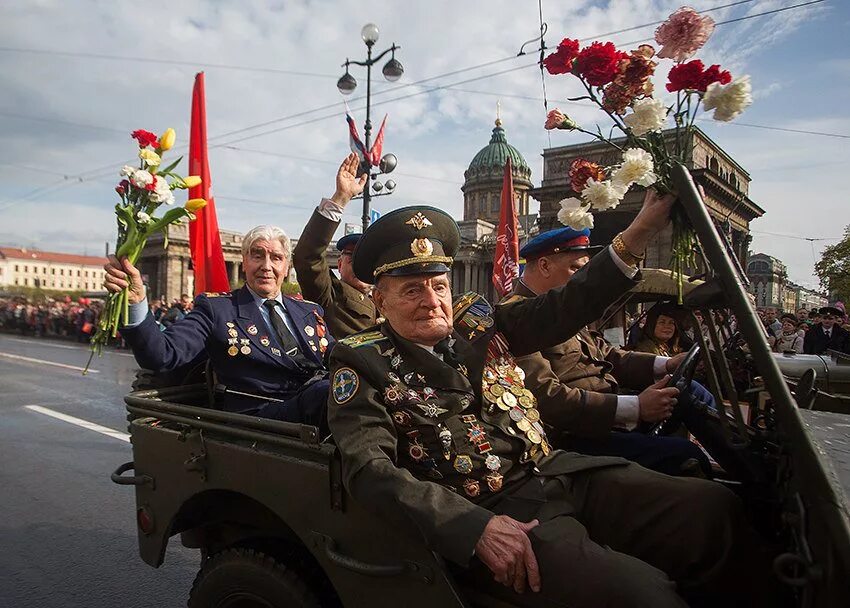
[23,405,129,442]
[1,337,136,357]
[0,352,100,373]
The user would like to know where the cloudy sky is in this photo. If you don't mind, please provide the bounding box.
[0,0,846,288]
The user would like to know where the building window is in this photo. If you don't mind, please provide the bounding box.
[24,265,28,272]
[15,278,19,285]
[15,264,19,272]
[85,270,89,278]
[709,157,719,174]
[51,268,55,275]
[24,278,29,286]
[60,269,64,276]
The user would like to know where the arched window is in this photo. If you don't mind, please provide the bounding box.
[709,156,719,174]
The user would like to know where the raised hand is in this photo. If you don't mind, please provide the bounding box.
[103,255,146,305]
[330,152,367,206]
[620,188,677,255]
[474,515,541,594]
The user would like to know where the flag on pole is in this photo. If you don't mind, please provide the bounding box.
[492,158,520,298]
[368,114,387,166]
[188,72,230,296]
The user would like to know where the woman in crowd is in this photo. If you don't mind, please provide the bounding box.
[634,303,682,356]
[772,313,804,354]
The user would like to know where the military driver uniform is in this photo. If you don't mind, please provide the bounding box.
[122,285,333,425]
[328,207,762,608]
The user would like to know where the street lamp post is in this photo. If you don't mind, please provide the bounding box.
[337,23,403,231]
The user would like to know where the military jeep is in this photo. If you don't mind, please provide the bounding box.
[113,166,850,607]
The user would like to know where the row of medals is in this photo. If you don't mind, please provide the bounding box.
[482,358,551,458]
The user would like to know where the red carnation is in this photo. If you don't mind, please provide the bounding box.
[131,129,159,148]
[666,59,705,92]
[569,159,606,193]
[574,42,629,87]
[700,64,732,90]
[543,38,580,75]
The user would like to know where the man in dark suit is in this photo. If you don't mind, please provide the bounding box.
[293,153,377,338]
[328,196,768,607]
[103,225,333,426]
[804,305,850,354]
[506,227,710,477]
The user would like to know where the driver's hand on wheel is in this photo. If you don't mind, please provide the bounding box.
[638,375,679,423]
[665,352,688,373]
[103,255,145,305]
[475,515,541,594]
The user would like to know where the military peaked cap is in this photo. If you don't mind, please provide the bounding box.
[352,206,460,283]
[336,233,361,252]
[819,306,844,318]
[519,227,602,260]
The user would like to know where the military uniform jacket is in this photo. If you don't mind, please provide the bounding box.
[293,209,377,338]
[505,281,657,439]
[328,249,637,566]
[122,285,334,413]
[803,323,850,355]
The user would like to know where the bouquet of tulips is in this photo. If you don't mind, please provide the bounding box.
[543,6,752,300]
[84,128,207,373]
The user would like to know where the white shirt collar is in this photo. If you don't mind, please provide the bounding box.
[246,286,282,308]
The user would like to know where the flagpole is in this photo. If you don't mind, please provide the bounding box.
[362,42,373,232]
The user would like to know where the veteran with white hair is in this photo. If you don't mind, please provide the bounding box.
[103,224,333,424]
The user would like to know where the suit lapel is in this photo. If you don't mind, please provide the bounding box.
[384,324,474,394]
[234,286,296,369]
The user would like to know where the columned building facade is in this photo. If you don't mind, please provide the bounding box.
[747,252,787,309]
[530,128,763,273]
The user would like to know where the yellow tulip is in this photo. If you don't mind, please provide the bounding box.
[182,175,202,189]
[185,198,207,212]
[159,128,176,151]
[139,149,161,167]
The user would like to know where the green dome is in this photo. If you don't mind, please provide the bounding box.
[466,120,531,181]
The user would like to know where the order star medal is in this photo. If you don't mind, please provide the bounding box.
[247,324,258,335]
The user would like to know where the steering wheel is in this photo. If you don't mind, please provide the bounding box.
[648,342,701,436]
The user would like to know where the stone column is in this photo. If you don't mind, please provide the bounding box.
[464,262,472,294]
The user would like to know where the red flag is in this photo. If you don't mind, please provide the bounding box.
[188,72,229,295]
[492,158,520,298]
[368,114,387,166]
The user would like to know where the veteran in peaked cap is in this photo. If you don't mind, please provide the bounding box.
[519,226,603,261]
[352,206,461,283]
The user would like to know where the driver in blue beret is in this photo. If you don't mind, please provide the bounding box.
[504,226,712,477]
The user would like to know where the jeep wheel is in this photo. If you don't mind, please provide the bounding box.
[188,548,320,608]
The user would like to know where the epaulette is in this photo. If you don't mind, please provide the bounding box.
[340,330,386,349]
[286,294,319,306]
[204,291,231,298]
[454,292,495,341]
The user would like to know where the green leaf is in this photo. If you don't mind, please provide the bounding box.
[158,156,183,176]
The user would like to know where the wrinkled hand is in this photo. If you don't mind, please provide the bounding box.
[638,374,679,423]
[665,352,688,374]
[103,256,145,305]
[620,188,677,254]
[475,515,541,594]
[330,153,367,206]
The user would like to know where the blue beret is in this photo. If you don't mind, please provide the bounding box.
[336,233,362,251]
[520,227,602,260]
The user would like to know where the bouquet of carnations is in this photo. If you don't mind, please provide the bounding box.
[84,128,207,373]
[543,6,752,300]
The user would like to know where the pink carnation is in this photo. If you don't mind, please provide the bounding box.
[655,6,715,63]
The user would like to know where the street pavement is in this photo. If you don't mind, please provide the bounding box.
[0,333,197,607]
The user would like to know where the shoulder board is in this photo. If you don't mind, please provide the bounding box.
[285,294,319,306]
[453,291,492,319]
[340,330,387,349]
[204,291,231,298]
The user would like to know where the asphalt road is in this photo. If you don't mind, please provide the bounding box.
[0,333,198,607]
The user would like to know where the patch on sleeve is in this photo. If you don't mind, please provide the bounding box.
[332,367,360,404]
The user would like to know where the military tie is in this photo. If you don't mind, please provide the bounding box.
[262,299,314,369]
[434,337,459,367]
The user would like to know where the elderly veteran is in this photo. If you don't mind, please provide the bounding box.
[327,194,767,607]
[103,225,332,425]
[293,153,377,338]
[506,227,711,478]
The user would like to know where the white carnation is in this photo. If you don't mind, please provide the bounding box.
[131,170,154,188]
[557,197,594,230]
[623,98,667,136]
[612,148,657,189]
[120,165,136,177]
[148,176,174,203]
[581,178,626,211]
[703,75,752,122]
[136,211,152,224]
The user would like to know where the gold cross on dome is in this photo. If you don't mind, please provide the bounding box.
[406,212,433,231]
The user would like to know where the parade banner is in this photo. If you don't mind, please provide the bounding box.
[188,72,230,295]
[492,158,520,298]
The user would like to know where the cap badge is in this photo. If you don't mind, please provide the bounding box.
[411,238,434,257]
[406,212,433,231]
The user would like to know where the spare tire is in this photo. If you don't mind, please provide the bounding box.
[188,547,320,608]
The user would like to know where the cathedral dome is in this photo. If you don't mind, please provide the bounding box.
[465,119,531,183]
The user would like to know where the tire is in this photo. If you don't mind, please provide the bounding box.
[188,547,321,608]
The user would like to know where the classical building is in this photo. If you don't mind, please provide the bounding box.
[451,118,536,303]
[747,252,787,309]
[530,127,764,271]
[784,281,828,313]
[0,246,107,292]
